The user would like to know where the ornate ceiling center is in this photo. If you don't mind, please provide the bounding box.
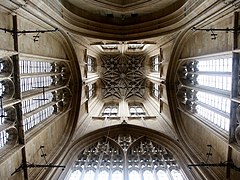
[101,54,145,99]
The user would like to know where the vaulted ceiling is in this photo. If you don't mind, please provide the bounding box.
[62,0,180,18]
[58,0,199,41]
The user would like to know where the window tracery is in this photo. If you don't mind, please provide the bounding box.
[0,52,72,150]
[151,55,159,72]
[177,55,232,132]
[17,58,71,133]
[20,61,69,93]
[23,88,71,132]
[87,56,95,72]
[152,83,159,99]
[102,104,118,117]
[0,56,18,150]
[69,134,186,180]
[129,104,146,117]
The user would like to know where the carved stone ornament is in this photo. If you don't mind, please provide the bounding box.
[101,54,146,99]
[235,125,240,145]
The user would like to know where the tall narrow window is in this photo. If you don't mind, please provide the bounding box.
[152,83,159,99]
[177,54,232,133]
[88,83,95,99]
[0,130,8,148]
[87,56,95,72]
[151,56,159,72]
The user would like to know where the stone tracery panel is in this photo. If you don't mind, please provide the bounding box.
[71,134,186,180]
[101,54,146,99]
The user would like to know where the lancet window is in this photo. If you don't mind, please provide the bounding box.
[152,83,159,99]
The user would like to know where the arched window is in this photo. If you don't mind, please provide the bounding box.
[102,104,118,117]
[129,104,146,117]
[177,54,232,133]
[69,134,187,180]
[0,54,72,150]
[87,56,95,72]
[152,83,159,99]
[151,55,159,72]
[19,58,71,133]
[88,83,95,99]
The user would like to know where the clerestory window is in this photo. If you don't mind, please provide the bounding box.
[129,104,146,117]
[88,83,95,99]
[151,55,159,72]
[19,59,71,133]
[152,83,159,99]
[102,104,118,117]
[87,56,95,72]
[177,54,232,133]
